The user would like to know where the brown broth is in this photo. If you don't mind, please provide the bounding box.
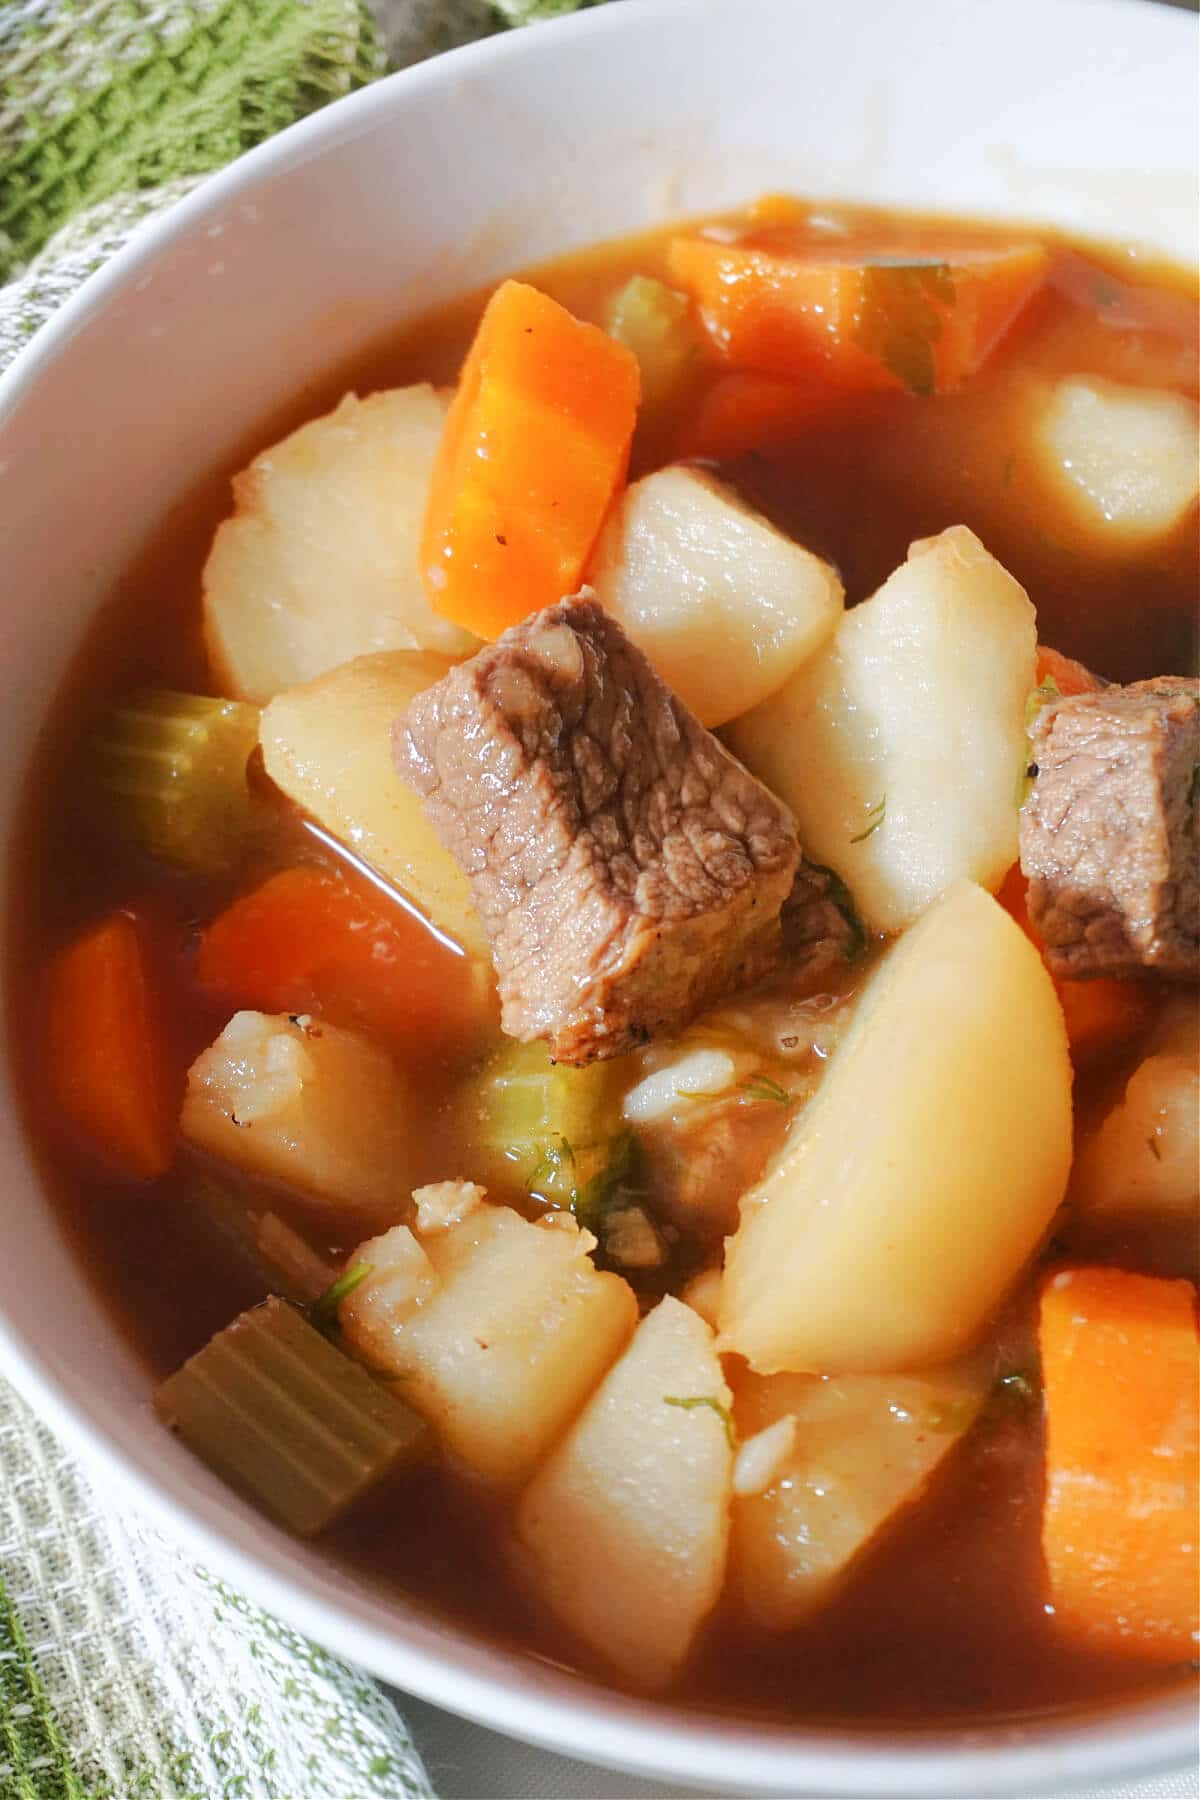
[6,199,1199,1729]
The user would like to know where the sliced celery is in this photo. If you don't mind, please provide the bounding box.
[94,690,261,873]
[465,1039,627,1192]
[156,1295,426,1535]
[606,275,701,417]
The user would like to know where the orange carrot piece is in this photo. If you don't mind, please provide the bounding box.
[996,868,1151,1064]
[197,865,492,1060]
[672,372,845,462]
[667,237,1048,395]
[1039,1266,1199,1660]
[1035,644,1104,696]
[46,913,175,1180]
[421,280,641,639]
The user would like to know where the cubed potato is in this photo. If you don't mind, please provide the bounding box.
[204,386,475,702]
[260,651,488,959]
[1072,999,1199,1221]
[338,1205,636,1488]
[725,526,1036,933]
[720,881,1073,1374]
[181,1011,415,1229]
[731,1363,987,1629]
[512,1296,733,1689]
[588,466,843,727]
[1036,376,1199,545]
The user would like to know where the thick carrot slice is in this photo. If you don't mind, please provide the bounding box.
[667,237,1048,395]
[672,372,845,462]
[1035,644,1103,697]
[996,868,1151,1064]
[1039,1266,1199,1660]
[46,913,175,1180]
[421,280,640,639]
[197,864,492,1060]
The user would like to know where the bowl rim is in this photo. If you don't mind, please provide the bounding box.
[1,0,1197,1791]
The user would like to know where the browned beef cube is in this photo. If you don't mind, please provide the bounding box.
[394,595,801,1062]
[1019,676,1199,981]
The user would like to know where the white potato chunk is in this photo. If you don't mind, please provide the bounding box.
[512,1296,733,1689]
[204,386,475,702]
[731,1364,986,1628]
[720,881,1073,1374]
[1036,376,1199,544]
[260,651,488,959]
[1072,999,1199,1221]
[726,526,1036,933]
[181,1011,416,1228]
[338,1204,636,1488]
[588,466,843,727]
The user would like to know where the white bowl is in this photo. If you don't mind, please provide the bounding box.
[1,0,1195,1791]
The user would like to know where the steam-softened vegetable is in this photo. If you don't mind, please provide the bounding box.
[731,1363,987,1629]
[204,386,474,703]
[1036,376,1200,545]
[46,913,175,1180]
[668,238,1048,394]
[421,280,640,639]
[1071,1000,1199,1221]
[94,691,261,874]
[259,651,488,959]
[512,1296,733,1689]
[338,1205,636,1487]
[587,466,843,727]
[720,881,1073,1374]
[605,275,701,421]
[726,527,1037,933]
[1039,1267,1199,1659]
[156,1296,426,1535]
[197,863,492,1060]
[180,1011,417,1228]
[460,1037,628,1196]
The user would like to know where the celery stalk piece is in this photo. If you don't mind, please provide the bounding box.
[94,690,262,873]
[155,1296,426,1535]
[606,275,700,418]
[464,1038,629,1196]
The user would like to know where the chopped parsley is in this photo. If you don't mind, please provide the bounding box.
[664,1394,737,1449]
[574,1130,646,1232]
[852,261,956,396]
[850,796,887,843]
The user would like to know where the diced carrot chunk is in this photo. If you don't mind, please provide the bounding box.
[421,280,640,639]
[1039,1267,1199,1660]
[197,864,492,1061]
[672,372,845,462]
[1035,644,1104,696]
[667,237,1048,395]
[996,868,1151,1064]
[46,913,175,1180]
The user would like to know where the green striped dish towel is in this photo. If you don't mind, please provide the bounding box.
[0,0,600,1794]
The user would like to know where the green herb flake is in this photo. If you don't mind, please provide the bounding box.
[664,1394,737,1449]
[574,1130,646,1232]
[739,1074,793,1105]
[853,262,956,397]
[527,1137,578,1206]
[1018,675,1062,806]
[850,796,887,844]
[991,1369,1037,1414]
[1090,275,1122,310]
[311,1261,373,1331]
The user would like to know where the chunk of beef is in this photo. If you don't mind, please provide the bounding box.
[781,859,869,971]
[1020,676,1199,981]
[394,595,800,1062]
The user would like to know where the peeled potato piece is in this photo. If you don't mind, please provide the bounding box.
[726,526,1036,933]
[204,386,475,703]
[588,466,843,727]
[720,881,1073,1374]
[1036,376,1199,545]
[338,1207,636,1489]
[180,1011,416,1229]
[512,1296,733,1689]
[731,1363,987,1629]
[260,651,488,960]
[1072,998,1199,1221]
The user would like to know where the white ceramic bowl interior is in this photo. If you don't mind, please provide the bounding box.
[1,0,1196,1792]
